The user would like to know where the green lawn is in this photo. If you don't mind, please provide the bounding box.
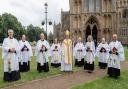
[71,47,128,89]
[124,47,128,60]
[71,71,128,89]
[0,47,128,88]
[0,48,81,88]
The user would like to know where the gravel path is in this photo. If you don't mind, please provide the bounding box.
[2,62,128,89]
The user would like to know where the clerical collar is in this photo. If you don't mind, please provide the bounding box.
[113,40,117,42]
[22,40,26,42]
[54,43,58,44]
[9,37,13,39]
[66,38,69,40]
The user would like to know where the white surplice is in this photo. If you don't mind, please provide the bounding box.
[108,41,125,69]
[2,37,20,72]
[51,43,61,64]
[19,40,33,64]
[35,40,50,66]
[74,42,85,61]
[61,39,73,71]
[85,41,96,64]
[96,43,110,63]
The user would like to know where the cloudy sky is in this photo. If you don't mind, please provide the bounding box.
[0,0,69,32]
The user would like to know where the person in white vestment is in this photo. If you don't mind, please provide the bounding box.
[2,29,21,81]
[97,38,110,69]
[61,30,73,72]
[35,33,50,72]
[108,34,125,78]
[51,38,61,67]
[84,35,96,73]
[74,37,85,67]
[19,35,33,72]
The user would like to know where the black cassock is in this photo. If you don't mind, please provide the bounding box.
[37,45,49,72]
[19,45,30,72]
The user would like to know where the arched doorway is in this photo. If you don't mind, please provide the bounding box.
[85,16,99,47]
[86,25,91,41]
[92,25,98,47]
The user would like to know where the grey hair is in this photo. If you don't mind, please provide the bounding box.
[113,34,117,38]
[87,35,93,41]
[102,38,105,41]
[8,29,14,33]
[40,33,44,36]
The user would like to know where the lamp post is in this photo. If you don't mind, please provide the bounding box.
[42,2,52,39]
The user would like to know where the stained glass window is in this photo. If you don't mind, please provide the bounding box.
[85,0,101,12]
[85,0,89,11]
[96,0,101,11]
[89,0,94,12]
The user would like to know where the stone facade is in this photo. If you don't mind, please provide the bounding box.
[53,11,70,41]
[117,0,128,44]
[54,0,128,44]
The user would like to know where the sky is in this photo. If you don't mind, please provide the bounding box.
[0,0,69,32]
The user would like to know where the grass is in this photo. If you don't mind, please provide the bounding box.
[0,47,128,88]
[71,71,128,89]
[0,48,81,88]
[71,47,128,89]
[124,47,128,60]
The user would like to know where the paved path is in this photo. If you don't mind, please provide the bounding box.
[2,62,128,89]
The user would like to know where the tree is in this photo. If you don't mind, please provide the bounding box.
[26,24,46,42]
[0,13,46,43]
[0,13,23,42]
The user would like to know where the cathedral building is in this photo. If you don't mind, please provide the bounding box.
[54,0,128,45]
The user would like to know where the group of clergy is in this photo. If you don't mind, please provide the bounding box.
[2,29,125,82]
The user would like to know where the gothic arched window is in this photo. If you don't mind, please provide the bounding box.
[85,0,101,12]
[123,9,128,18]
[85,0,89,11]
[96,0,101,11]
[89,0,94,12]
[112,0,116,11]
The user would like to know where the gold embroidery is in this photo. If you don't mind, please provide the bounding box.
[63,39,72,64]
